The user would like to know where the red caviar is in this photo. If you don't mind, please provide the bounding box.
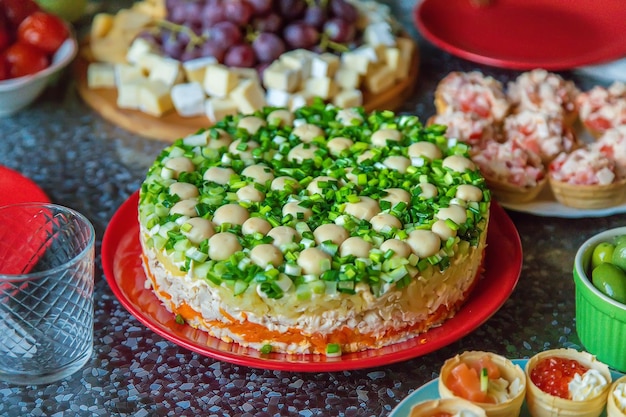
[530,357,589,399]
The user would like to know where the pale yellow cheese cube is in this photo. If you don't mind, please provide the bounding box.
[279,49,314,79]
[90,13,114,39]
[230,79,266,114]
[364,64,395,95]
[148,56,183,87]
[230,67,260,83]
[262,62,299,93]
[204,64,239,98]
[395,37,416,79]
[117,79,149,110]
[87,62,116,89]
[384,47,402,79]
[90,36,129,64]
[182,56,217,84]
[138,80,174,116]
[115,63,146,86]
[304,77,337,100]
[132,0,166,19]
[135,52,165,73]
[334,67,361,90]
[205,97,239,123]
[341,51,371,75]
[112,8,154,32]
[332,89,363,108]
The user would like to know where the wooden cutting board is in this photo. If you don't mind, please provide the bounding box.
[74,38,420,142]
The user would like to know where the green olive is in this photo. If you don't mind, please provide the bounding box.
[592,242,615,270]
[614,234,626,247]
[612,241,626,272]
[592,263,626,304]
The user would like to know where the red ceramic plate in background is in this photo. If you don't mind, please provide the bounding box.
[102,191,522,372]
[415,0,626,70]
[0,165,49,206]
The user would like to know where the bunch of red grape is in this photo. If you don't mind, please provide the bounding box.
[140,0,361,68]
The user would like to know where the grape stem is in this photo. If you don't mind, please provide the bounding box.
[318,33,349,53]
[156,19,206,49]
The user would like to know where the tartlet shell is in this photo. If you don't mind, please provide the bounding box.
[486,176,548,205]
[409,397,487,417]
[548,176,626,209]
[438,351,526,417]
[606,375,626,417]
[524,348,612,417]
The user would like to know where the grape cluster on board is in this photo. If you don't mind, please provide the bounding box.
[139,0,362,70]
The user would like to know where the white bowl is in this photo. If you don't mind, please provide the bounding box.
[0,35,78,117]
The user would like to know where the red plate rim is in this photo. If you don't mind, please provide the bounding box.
[102,191,522,372]
[414,0,626,70]
[0,165,50,206]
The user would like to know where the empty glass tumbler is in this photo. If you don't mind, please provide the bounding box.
[0,203,95,385]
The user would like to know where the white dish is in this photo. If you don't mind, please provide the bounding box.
[0,36,77,117]
[500,189,626,218]
[390,359,625,416]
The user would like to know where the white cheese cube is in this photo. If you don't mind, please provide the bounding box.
[262,62,299,93]
[230,79,266,114]
[182,56,217,84]
[138,80,174,116]
[148,55,183,87]
[304,77,337,100]
[334,67,361,90]
[332,89,363,108]
[311,53,340,78]
[115,63,146,86]
[87,62,116,89]
[364,64,395,95]
[171,82,206,117]
[363,21,396,47]
[265,88,291,108]
[126,37,157,64]
[205,97,238,123]
[204,64,239,98]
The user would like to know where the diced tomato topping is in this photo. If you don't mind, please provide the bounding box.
[530,357,588,399]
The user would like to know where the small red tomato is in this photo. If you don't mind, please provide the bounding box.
[18,11,69,54]
[4,41,48,78]
[0,0,40,29]
[0,12,12,52]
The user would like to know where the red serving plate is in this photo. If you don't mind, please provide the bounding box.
[415,0,626,70]
[102,191,522,372]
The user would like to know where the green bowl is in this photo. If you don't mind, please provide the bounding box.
[574,226,626,372]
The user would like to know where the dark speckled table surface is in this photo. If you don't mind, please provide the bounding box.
[1,1,625,416]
